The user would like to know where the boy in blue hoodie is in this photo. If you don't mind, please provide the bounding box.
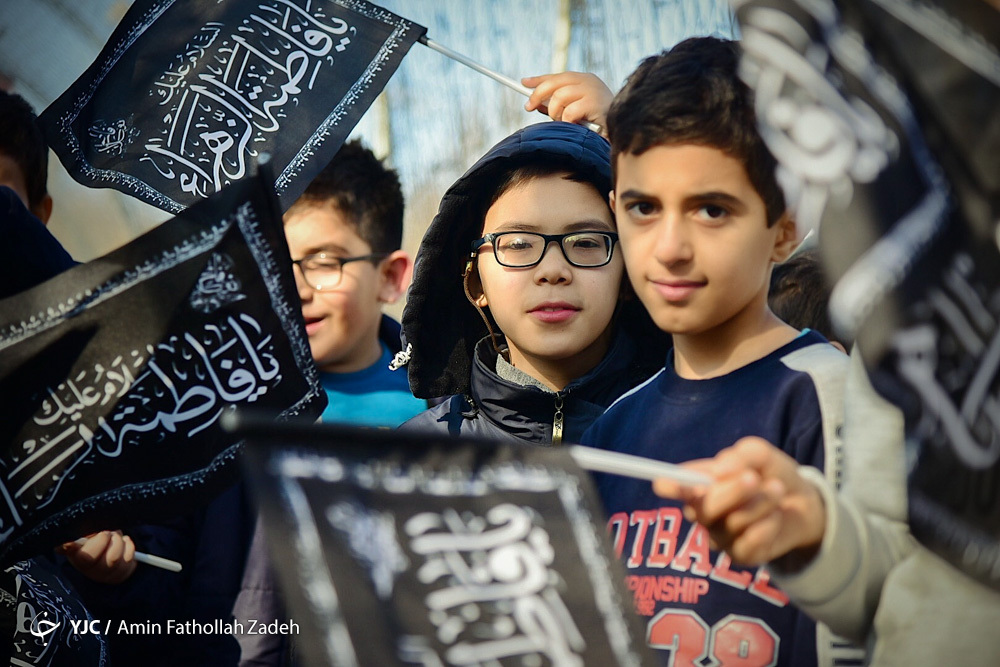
[284,139,425,426]
[581,38,852,666]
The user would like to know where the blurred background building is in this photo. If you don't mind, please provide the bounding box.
[0,0,736,316]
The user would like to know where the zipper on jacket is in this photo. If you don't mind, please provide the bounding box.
[552,394,565,445]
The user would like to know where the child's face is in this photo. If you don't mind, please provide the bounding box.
[613,144,795,339]
[473,174,623,375]
[284,205,386,373]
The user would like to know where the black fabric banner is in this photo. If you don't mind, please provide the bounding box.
[0,166,325,566]
[735,0,1000,588]
[0,559,109,667]
[40,0,426,213]
[237,420,652,667]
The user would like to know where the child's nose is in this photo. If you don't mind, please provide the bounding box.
[534,241,572,284]
[653,216,693,266]
[293,265,313,300]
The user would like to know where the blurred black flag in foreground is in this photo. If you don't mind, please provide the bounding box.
[0,166,325,566]
[234,419,653,667]
[40,0,426,214]
[735,0,1000,587]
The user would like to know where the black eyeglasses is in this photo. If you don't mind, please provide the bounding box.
[471,231,619,268]
[290,252,387,291]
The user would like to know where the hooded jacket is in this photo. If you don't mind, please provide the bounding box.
[400,121,668,443]
[401,330,658,444]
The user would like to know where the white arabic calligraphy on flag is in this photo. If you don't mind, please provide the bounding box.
[41,0,426,213]
[0,168,324,565]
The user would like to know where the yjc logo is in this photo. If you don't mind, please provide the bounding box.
[68,619,103,634]
[28,610,61,646]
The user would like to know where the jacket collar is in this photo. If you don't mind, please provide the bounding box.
[467,329,642,443]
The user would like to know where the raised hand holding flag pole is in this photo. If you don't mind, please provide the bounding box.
[417,36,605,135]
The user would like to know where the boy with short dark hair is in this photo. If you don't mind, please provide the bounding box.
[581,37,853,665]
[0,90,75,299]
[235,140,425,665]
[283,139,424,426]
[0,90,107,666]
[0,90,53,224]
[65,140,427,665]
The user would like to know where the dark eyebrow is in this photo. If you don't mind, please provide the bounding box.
[688,192,747,214]
[491,219,614,234]
[564,219,615,232]
[617,189,654,201]
[491,222,543,233]
[299,244,353,257]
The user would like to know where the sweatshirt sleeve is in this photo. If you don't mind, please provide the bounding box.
[769,350,915,643]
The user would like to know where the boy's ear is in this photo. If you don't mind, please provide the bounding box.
[33,194,53,225]
[377,250,411,304]
[465,260,489,307]
[608,190,616,212]
[770,213,799,263]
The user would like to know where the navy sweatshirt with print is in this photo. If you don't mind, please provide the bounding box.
[582,330,850,667]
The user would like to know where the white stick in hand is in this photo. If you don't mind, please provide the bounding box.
[569,445,713,487]
[74,538,183,573]
[419,36,604,135]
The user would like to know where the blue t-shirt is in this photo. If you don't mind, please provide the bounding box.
[582,330,849,667]
[320,341,426,428]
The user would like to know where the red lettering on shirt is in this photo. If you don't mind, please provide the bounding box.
[612,507,787,611]
[625,575,711,615]
[627,510,659,568]
[749,567,790,606]
[607,512,629,558]
[710,552,753,590]
[671,523,712,576]
[646,507,683,568]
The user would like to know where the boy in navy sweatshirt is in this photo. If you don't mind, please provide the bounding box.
[581,37,855,666]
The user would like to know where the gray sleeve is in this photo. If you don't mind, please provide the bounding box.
[769,349,915,643]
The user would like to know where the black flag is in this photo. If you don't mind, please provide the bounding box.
[735,0,1000,588]
[1,559,109,666]
[0,166,325,566]
[40,0,426,213]
[236,420,653,667]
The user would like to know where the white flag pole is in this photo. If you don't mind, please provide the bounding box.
[569,445,713,487]
[419,36,604,135]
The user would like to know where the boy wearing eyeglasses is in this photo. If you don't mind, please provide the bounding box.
[283,139,426,427]
[236,140,428,664]
[399,121,666,444]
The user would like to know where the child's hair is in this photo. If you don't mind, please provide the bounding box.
[769,250,846,346]
[0,91,49,212]
[478,159,612,231]
[607,36,785,226]
[287,139,404,253]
